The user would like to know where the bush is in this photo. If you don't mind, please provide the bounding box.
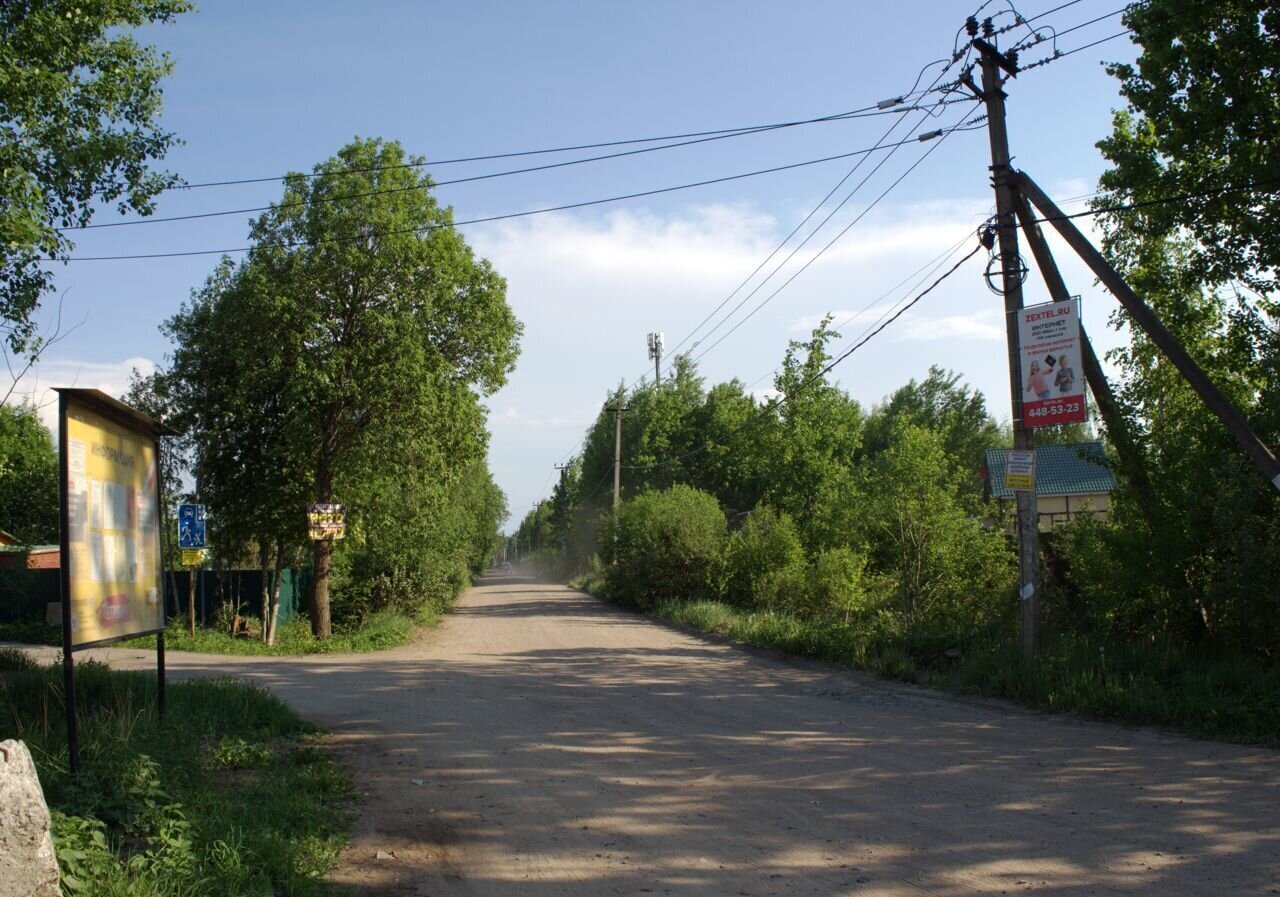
[722,505,806,608]
[803,546,867,620]
[600,485,726,609]
[857,423,1014,636]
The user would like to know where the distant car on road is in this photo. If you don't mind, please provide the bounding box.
[501,561,513,573]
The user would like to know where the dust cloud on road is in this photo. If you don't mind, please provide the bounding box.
[42,575,1280,895]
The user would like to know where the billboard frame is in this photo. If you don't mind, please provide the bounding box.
[57,388,170,774]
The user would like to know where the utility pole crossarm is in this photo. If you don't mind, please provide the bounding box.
[1015,171,1280,493]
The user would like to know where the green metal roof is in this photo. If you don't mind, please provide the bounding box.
[985,442,1116,499]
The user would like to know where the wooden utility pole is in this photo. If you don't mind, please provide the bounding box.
[1016,172,1280,493]
[610,403,626,509]
[554,463,571,552]
[974,27,1040,657]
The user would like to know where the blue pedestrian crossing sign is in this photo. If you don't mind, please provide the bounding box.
[178,503,206,549]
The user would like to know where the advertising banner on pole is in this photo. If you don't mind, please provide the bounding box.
[59,390,166,647]
[1018,298,1086,428]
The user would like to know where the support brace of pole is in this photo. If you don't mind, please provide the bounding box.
[1015,170,1280,493]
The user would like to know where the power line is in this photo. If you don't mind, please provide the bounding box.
[1010,5,1131,54]
[621,240,984,472]
[743,231,978,395]
[47,123,982,262]
[646,58,976,384]
[1030,174,1280,224]
[686,114,983,367]
[71,99,977,233]
[1020,29,1136,70]
[656,101,970,372]
[122,86,963,198]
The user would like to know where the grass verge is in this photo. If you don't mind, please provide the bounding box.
[643,597,1280,748]
[123,611,416,656]
[0,647,354,895]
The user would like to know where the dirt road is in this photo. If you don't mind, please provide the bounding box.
[29,575,1280,895]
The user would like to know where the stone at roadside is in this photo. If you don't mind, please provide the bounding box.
[0,740,60,897]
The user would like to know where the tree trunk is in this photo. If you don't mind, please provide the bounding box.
[267,539,284,646]
[259,542,271,642]
[310,444,336,639]
[311,539,332,638]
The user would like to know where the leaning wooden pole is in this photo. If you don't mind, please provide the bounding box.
[1012,196,1157,513]
[1016,171,1280,493]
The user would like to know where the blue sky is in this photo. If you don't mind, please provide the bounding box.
[14,0,1139,530]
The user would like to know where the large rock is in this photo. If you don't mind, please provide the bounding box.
[0,740,60,897]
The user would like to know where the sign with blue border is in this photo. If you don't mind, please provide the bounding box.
[178,503,206,549]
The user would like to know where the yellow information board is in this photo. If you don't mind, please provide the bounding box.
[61,392,165,647]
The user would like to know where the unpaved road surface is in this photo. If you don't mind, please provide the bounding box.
[19,575,1280,895]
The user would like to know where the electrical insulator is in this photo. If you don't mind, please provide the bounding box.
[966,16,979,37]
[1005,49,1019,71]
[982,17,994,38]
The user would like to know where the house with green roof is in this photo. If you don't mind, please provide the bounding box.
[983,442,1116,530]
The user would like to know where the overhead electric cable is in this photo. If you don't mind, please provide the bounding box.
[654,100,968,370]
[71,99,976,233]
[743,230,976,394]
[1030,175,1280,224]
[621,241,984,472]
[1019,29,1136,70]
[118,86,964,198]
[646,57,975,384]
[47,124,981,262]
[687,114,981,366]
[1010,5,1130,53]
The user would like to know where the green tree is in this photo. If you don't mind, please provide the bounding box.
[1,0,191,352]
[0,403,57,543]
[600,484,726,609]
[1098,0,1280,293]
[1090,2,1280,655]
[721,505,806,609]
[862,365,1001,504]
[761,319,863,552]
[857,423,1013,636]
[163,138,521,638]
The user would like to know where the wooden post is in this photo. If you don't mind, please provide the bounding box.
[976,35,1040,657]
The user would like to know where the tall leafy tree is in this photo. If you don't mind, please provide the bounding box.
[1,0,191,352]
[862,365,1002,504]
[164,138,521,638]
[1089,0,1280,654]
[0,403,57,543]
[1098,0,1280,293]
[253,139,520,637]
[761,319,864,552]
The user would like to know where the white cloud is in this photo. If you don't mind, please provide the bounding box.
[892,310,1004,342]
[4,356,156,435]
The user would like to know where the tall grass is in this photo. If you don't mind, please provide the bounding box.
[0,658,353,895]
[650,597,1280,747]
[121,611,415,656]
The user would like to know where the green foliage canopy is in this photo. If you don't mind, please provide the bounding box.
[157,138,521,637]
[0,0,191,352]
[0,403,58,543]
